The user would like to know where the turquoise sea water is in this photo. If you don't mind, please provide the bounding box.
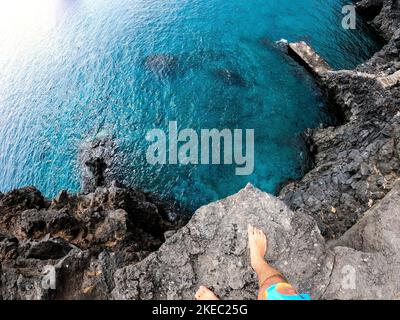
[0,0,381,210]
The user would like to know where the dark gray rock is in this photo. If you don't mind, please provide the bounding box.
[280,1,400,239]
[25,237,74,260]
[2,181,400,300]
[0,186,46,212]
[356,0,385,21]
[1,261,51,300]
[0,182,186,300]
[0,234,18,262]
[20,209,50,239]
[112,183,400,300]
[356,0,400,40]
[112,185,327,300]
[78,138,117,193]
[321,182,400,299]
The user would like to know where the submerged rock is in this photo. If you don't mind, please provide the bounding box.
[79,137,117,193]
[213,68,247,87]
[145,54,178,78]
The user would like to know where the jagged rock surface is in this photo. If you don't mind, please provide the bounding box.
[112,184,328,300]
[357,0,400,40]
[112,183,400,300]
[322,183,400,299]
[79,137,118,194]
[0,185,187,300]
[280,0,400,239]
[1,182,400,300]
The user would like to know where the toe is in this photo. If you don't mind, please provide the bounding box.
[195,286,205,298]
[247,224,252,236]
[248,224,255,237]
[195,286,219,301]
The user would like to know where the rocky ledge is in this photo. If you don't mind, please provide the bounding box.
[280,0,400,239]
[2,180,399,299]
[0,183,188,299]
[112,183,400,300]
[0,138,188,299]
[1,0,400,300]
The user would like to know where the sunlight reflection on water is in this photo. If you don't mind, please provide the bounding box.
[0,0,69,58]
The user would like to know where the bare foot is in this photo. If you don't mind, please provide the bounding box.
[195,286,220,300]
[248,225,269,279]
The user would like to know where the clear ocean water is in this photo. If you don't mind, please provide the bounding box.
[0,0,381,210]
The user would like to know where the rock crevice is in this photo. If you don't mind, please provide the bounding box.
[280,0,400,239]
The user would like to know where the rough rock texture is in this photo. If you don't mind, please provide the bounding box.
[288,41,332,76]
[112,182,400,300]
[112,185,327,300]
[322,183,400,299]
[357,0,400,39]
[2,182,400,300]
[79,137,117,194]
[0,184,187,300]
[280,0,400,239]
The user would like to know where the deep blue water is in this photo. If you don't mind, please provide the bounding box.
[0,0,380,210]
